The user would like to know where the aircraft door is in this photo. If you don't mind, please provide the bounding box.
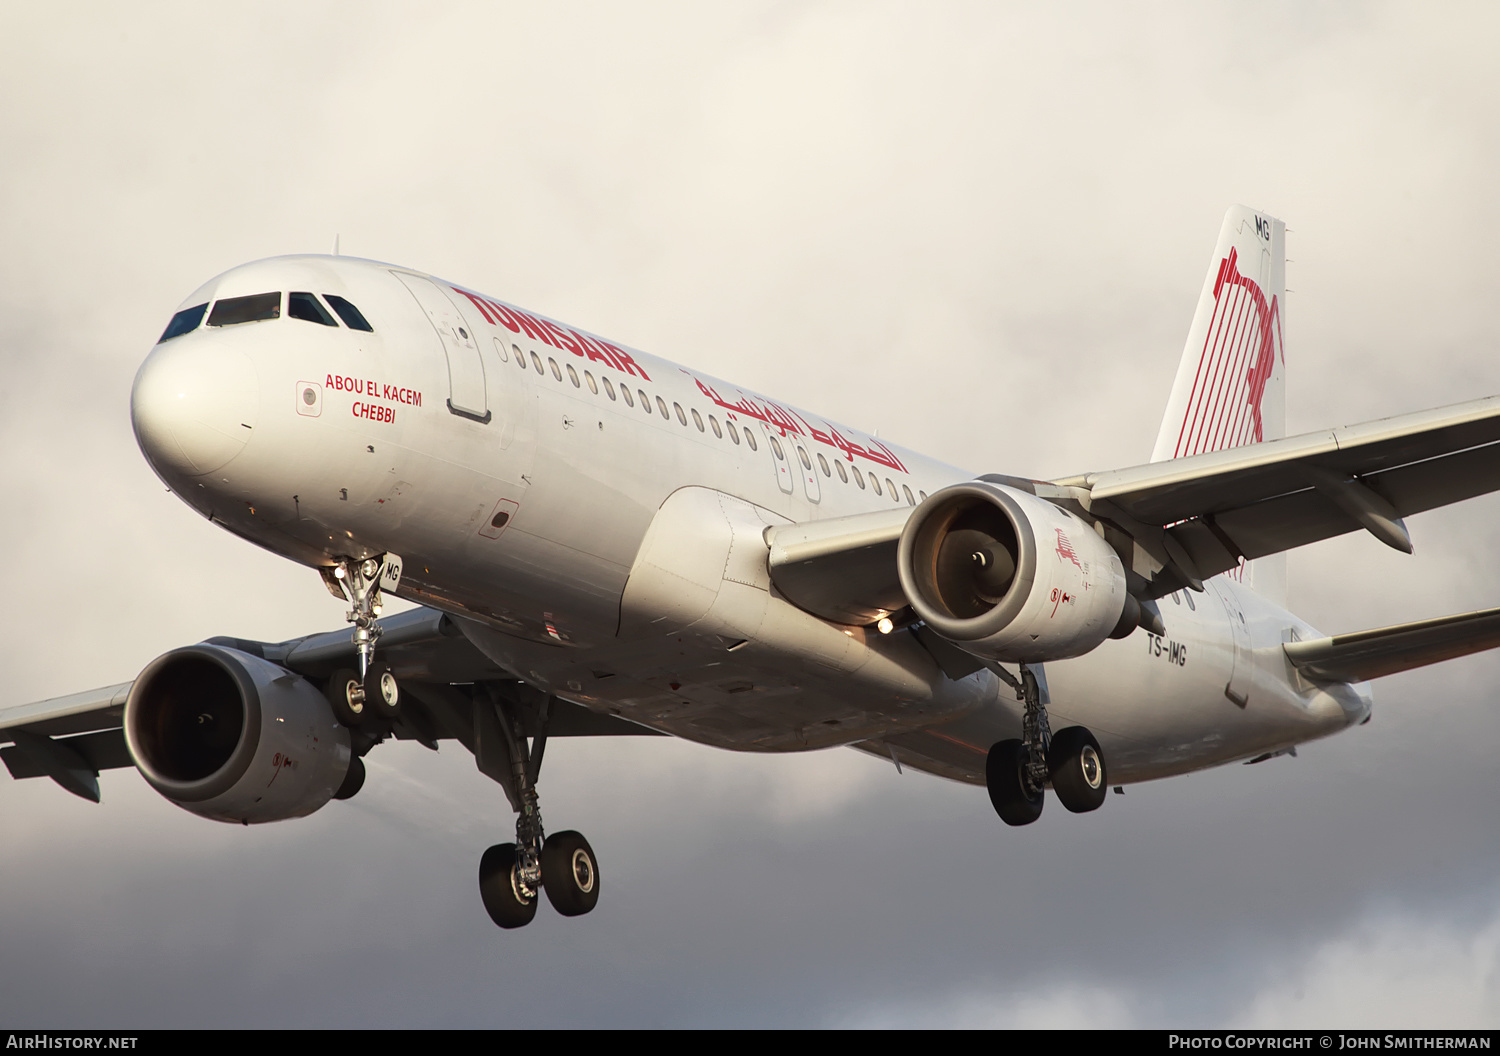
[765,428,795,495]
[794,441,820,503]
[393,272,491,423]
[1213,580,1253,707]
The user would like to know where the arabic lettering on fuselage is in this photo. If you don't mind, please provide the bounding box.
[688,375,907,473]
[450,282,906,474]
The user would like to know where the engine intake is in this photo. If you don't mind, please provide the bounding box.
[124,644,351,824]
[898,481,1127,663]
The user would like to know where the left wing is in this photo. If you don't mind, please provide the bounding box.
[1058,393,1500,588]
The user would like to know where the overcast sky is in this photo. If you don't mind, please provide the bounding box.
[2,1,1498,1028]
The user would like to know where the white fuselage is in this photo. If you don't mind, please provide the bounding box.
[129,255,1371,788]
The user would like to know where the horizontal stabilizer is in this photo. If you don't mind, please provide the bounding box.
[1284,605,1500,683]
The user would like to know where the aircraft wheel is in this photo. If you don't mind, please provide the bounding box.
[364,663,401,722]
[986,739,1043,826]
[1048,726,1108,813]
[332,755,365,801]
[325,667,366,728]
[479,843,538,929]
[541,830,600,917]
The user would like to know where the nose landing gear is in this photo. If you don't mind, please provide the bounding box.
[984,662,1108,825]
[321,556,404,728]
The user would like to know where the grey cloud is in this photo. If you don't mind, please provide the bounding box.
[2,0,1498,1028]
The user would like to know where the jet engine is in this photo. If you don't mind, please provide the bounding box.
[123,644,352,824]
[898,481,1127,663]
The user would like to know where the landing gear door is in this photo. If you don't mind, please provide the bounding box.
[393,272,491,424]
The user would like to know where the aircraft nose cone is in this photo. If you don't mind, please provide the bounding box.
[131,340,259,477]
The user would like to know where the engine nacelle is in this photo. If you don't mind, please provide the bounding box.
[898,481,1127,663]
[124,644,352,824]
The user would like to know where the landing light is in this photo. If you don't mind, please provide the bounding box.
[333,566,346,580]
[877,617,894,635]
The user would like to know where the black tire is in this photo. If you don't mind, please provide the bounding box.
[985,739,1043,826]
[1048,726,1108,813]
[541,830,600,917]
[364,663,400,722]
[479,843,538,929]
[332,755,365,801]
[325,667,366,727]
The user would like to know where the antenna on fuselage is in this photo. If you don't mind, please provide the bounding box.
[333,234,340,256]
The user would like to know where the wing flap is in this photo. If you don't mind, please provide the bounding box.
[1284,605,1500,683]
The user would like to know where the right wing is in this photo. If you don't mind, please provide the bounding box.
[1,606,660,803]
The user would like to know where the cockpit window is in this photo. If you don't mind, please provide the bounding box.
[208,292,281,327]
[159,303,208,342]
[288,292,338,327]
[324,294,373,332]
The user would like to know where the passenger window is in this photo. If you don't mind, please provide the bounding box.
[674,402,687,426]
[1171,592,1182,605]
[621,386,634,407]
[770,435,785,460]
[208,292,280,327]
[744,429,758,452]
[324,294,373,332]
[585,371,598,394]
[159,302,208,342]
[903,485,915,505]
[549,358,562,381]
[1185,592,1196,611]
[691,408,704,432]
[710,415,722,438]
[513,344,526,369]
[870,475,882,497]
[817,453,830,477]
[656,395,669,419]
[887,479,899,502]
[799,448,812,471]
[530,351,544,374]
[288,292,337,326]
[727,421,740,444]
[919,490,928,502]
[566,364,580,387]
[852,466,866,489]
[493,337,509,363]
[835,460,848,483]
[604,377,617,401]
[639,390,651,413]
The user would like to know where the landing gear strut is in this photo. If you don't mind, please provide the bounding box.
[984,662,1107,824]
[476,686,600,929]
[321,555,403,727]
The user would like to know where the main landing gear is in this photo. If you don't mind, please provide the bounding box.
[321,555,403,729]
[476,686,600,929]
[985,662,1108,826]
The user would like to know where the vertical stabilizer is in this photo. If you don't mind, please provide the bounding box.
[1152,206,1287,603]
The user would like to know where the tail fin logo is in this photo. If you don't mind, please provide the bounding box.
[1171,246,1284,458]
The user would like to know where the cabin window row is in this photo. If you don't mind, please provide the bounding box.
[503,339,925,505]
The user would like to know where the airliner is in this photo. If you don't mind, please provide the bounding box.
[5,206,1499,929]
